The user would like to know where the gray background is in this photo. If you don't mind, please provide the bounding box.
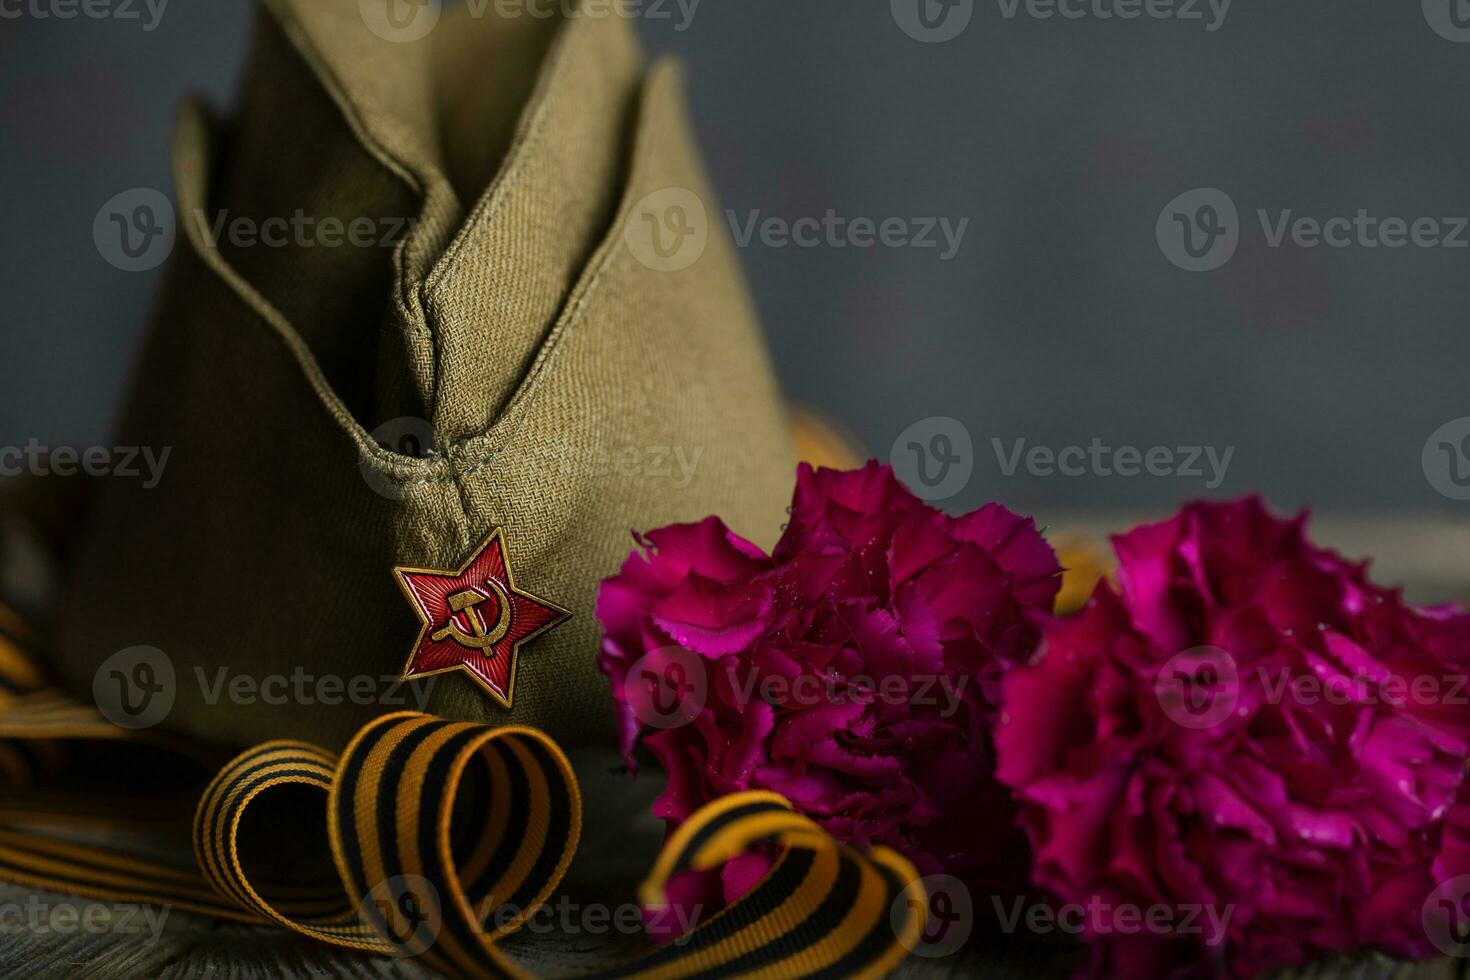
[3,0,1469,517]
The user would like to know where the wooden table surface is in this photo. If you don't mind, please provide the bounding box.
[5,513,1470,979]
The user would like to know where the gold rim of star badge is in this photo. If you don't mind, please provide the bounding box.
[391,528,570,710]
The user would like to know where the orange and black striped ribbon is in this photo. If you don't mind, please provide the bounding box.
[0,602,925,979]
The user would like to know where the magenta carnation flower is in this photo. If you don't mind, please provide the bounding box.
[995,498,1470,977]
[597,462,1061,915]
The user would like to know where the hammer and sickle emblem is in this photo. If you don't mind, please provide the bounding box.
[431,583,512,651]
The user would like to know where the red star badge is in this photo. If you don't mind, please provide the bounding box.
[392,529,570,709]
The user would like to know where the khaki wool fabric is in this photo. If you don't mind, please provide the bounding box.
[54,0,795,751]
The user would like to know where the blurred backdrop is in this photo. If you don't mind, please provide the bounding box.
[3,0,1470,519]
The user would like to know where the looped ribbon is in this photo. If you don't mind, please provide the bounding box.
[0,604,926,979]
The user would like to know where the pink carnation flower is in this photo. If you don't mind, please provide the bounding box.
[597,462,1061,919]
[996,498,1470,977]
